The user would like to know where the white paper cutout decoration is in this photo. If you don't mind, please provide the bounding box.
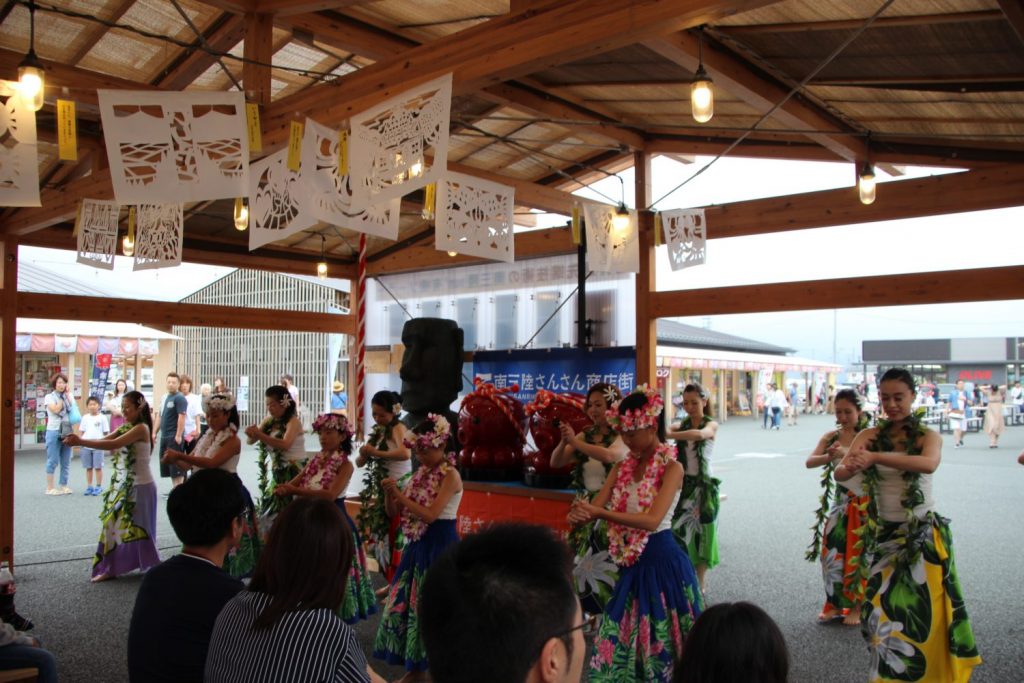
[349,73,452,205]
[301,118,401,240]
[133,203,183,271]
[583,202,639,274]
[98,90,249,205]
[248,148,313,250]
[660,208,707,271]
[435,171,516,263]
[0,82,41,207]
[76,200,120,270]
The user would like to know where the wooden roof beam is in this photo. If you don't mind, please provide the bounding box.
[243,12,274,105]
[153,13,247,90]
[67,0,135,65]
[647,31,868,162]
[277,11,416,61]
[718,10,1005,35]
[261,0,781,149]
[997,0,1024,47]
[649,265,1024,318]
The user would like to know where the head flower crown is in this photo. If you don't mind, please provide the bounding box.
[606,384,664,433]
[403,413,451,451]
[206,393,235,412]
[312,413,353,440]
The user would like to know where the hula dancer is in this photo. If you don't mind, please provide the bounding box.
[274,412,376,625]
[244,386,305,537]
[373,414,462,683]
[569,385,702,683]
[356,390,411,587]
[550,382,627,614]
[665,383,721,596]
[64,391,160,582]
[162,393,261,579]
[837,369,981,682]
[804,388,869,626]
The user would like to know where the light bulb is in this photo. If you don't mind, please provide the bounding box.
[233,197,249,231]
[122,236,135,257]
[316,261,328,279]
[409,159,424,178]
[17,63,44,112]
[611,205,631,237]
[691,68,714,124]
[858,163,876,205]
[447,250,458,258]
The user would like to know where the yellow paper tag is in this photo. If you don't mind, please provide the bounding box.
[421,182,436,220]
[338,130,349,176]
[287,121,303,172]
[57,99,77,162]
[246,103,262,153]
[654,212,663,246]
[571,204,581,245]
[128,207,136,241]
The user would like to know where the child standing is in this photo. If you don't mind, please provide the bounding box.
[274,413,376,625]
[569,385,703,683]
[78,397,110,496]
[666,383,720,598]
[373,414,462,683]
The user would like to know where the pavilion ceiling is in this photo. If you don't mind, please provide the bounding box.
[1,0,1023,273]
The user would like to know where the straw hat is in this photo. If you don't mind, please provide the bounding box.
[333,381,345,392]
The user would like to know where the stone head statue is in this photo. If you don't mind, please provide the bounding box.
[399,318,464,415]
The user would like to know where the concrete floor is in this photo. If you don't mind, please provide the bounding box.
[8,415,1023,682]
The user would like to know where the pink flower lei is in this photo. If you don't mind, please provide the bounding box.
[402,413,451,452]
[312,413,353,441]
[400,454,457,542]
[606,384,664,433]
[606,442,677,566]
[297,448,349,491]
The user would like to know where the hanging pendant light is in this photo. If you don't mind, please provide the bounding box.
[611,203,631,236]
[316,234,328,279]
[18,1,45,112]
[691,28,714,124]
[233,197,249,231]
[121,236,135,257]
[858,162,876,205]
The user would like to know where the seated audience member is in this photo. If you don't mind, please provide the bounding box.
[127,469,246,683]
[0,623,57,683]
[205,498,383,683]
[420,523,586,683]
[673,602,789,683]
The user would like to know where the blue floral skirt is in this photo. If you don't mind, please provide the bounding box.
[337,500,377,624]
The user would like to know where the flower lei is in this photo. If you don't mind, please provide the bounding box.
[98,424,138,544]
[606,443,677,567]
[853,408,929,591]
[312,412,353,440]
[606,384,664,433]
[256,417,289,515]
[356,420,397,563]
[569,424,616,493]
[402,413,450,451]
[192,424,237,461]
[674,415,720,522]
[298,448,348,492]
[805,412,871,562]
[400,454,456,542]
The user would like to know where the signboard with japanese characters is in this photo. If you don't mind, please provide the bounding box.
[473,347,637,405]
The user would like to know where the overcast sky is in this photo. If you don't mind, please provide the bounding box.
[20,155,1022,365]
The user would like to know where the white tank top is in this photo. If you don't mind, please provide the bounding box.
[131,435,154,486]
[876,464,934,522]
[625,479,681,533]
[283,425,307,462]
[439,488,463,520]
[192,428,240,474]
[386,458,412,480]
[582,458,609,493]
[680,438,714,477]
[839,470,865,497]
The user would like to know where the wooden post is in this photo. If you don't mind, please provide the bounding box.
[243,13,274,107]
[0,239,18,568]
[634,151,657,387]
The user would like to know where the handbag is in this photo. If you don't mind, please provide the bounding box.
[59,419,73,438]
[68,400,82,426]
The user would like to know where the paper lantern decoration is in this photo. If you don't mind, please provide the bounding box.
[248,148,312,250]
[133,203,183,271]
[0,82,40,207]
[76,200,121,270]
[660,208,707,271]
[583,202,639,273]
[435,171,516,263]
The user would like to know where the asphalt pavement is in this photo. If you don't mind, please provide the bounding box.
[8,415,1023,682]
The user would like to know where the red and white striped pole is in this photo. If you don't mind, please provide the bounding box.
[355,233,367,440]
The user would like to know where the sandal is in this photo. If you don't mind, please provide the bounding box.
[842,613,861,626]
[90,573,114,583]
[45,488,60,496]
[816,609,842,624]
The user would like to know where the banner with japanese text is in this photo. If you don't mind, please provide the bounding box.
[473,346,637,404]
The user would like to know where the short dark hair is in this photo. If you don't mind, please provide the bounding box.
[618,390,666,441]
[674,602,789,683]
[179,374,193,388]
[51,373,68,389]
[249,498,352,630]
[420,523,577,683]
[86,396,101,406]
[879,367,916,393]
[167,372,180,380]
[167,469,246,547]
[833,388,862,410]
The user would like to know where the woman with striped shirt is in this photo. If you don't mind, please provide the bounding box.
[205,498,384,683]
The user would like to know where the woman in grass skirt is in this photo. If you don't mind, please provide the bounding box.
[550,382,627,615]
[64,391,160,582]
[804,388,869,626]
[569,385,702,683]
[274,412,376,625]
[838,368,981,682]
[162,393,261,579]
[373,414,462,683]
[666,382,720,597]
[244,386,306,540]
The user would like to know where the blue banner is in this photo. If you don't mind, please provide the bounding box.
[89,354,112,401]
[473,347,637,404]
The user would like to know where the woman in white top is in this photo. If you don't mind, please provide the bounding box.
[105,378,129,432]
[568,385,702,683]
[837,368,980,682]
[244,385,305,525]
[44,373,74,495]
[64,391,160,582]
[178,375,204,450]
[804,388,869,626]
